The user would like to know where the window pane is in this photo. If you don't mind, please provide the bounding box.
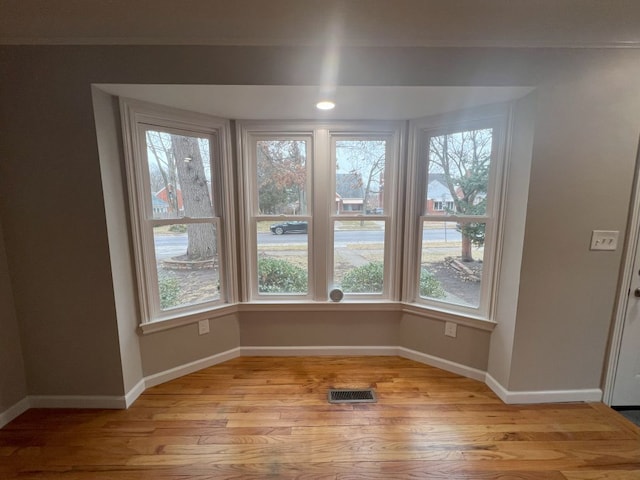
[425,129,493,216]
[333,220,386,294]
[146,130,214,220]
[419,220,485,308]
[256,140,308,215]
[335,140,386,215]
[257,221,308,294]
[153,223,220,311]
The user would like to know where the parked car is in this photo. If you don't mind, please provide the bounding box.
[270,221,308,235]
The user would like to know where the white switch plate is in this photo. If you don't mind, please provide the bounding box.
[198,319,210,335]
[444,321,457,338]
[590,230,619,251]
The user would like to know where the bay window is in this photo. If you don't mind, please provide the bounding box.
[121,98,509,327]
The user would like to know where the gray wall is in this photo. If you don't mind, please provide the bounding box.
[0,48,125,396]
[509,51,640,391]
[0,46,639,401]
[487,93,536,386]
[0,219,27,411]
[400,314,491,371]
[240,311,400,347]
[140,314,240,377]
[92,88,144,394]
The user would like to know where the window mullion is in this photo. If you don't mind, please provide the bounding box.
[313,128,330,301]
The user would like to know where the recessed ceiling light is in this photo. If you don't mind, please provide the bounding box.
[316,100,336,111]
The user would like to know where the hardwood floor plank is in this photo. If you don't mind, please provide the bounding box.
[562,471,640,479]
[1,356,639,479]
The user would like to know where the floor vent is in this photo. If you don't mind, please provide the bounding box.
[328,388,377,404]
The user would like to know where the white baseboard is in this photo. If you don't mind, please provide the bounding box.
[398,347,487,382]
[144,347,241,389]
[28,395,127,409]
[239,345,486,382]
[240,345,399,357]
[0,397,30,428]
[124,379,146,408]
[0,349,241,420]
[485,373,603,404]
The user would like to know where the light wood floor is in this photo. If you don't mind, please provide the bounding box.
[1,356,639,479]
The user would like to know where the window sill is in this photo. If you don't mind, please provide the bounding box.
[239,300,399,312]
[400,303,497,332]
[138,300,496,335]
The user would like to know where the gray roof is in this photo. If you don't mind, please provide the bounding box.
[426,173,454,200]
[336,173,364,199]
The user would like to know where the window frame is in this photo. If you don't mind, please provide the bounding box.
[121,99,237,326]
[238,121,404,303]
[242,130,315,301]
[329,131,401,300]
[403,105,509,321]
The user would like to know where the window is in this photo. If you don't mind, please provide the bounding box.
[432,200,455,212]
[252,136,311,297]
[405,108,507,320]
[332,137,393,296]
[239,123,401,301]
[122,101,236,324]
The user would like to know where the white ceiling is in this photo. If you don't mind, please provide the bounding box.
[96,85,534,120]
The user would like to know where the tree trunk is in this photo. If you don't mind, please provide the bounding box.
[171,135,217,260]
[461,235,473,262]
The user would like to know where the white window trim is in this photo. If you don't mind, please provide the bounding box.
[329,128,404,301]
[402,104,510,321]
[120,99,238,326]
[237,126,316,301]
[237,121,404,303]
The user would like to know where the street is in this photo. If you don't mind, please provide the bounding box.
[154,228,461,258]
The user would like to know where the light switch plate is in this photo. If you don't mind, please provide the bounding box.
[590,230,619,251]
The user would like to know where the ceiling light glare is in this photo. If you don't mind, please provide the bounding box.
[316,100,336,111]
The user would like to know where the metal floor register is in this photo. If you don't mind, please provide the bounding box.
[327,388,377,404]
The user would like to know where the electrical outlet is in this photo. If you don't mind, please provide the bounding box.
[590,230,619,251]
[198,319,210,335]
[444,321,457,338]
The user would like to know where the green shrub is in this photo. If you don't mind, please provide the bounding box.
[341,261,446,298]
[159,275,180,309]
[258,257,308,293]
[341,261,384,293]
[419,268,446,298]
[169,224,187,233]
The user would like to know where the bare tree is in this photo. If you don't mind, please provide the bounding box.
[335,140,386,213]
[429,129,492,261]
[147,131,179,213]
[257,140,307,214]
[146,131,216,261]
